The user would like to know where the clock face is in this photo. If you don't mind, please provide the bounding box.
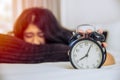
[70,39,104,69]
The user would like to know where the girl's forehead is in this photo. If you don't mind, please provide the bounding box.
[31,15,36,22]
[24,24,42,32]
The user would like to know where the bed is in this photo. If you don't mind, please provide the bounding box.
[0,43,120,80]
[0,22,120,80]
[0,60,120,80]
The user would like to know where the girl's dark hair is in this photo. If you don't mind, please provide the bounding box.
[13,7,72,44]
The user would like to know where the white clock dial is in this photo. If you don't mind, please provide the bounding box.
[70,39,103,69]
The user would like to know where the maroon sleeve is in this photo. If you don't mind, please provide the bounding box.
[0,34,69,63]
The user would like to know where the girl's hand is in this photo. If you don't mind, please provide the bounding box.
[79,28,107,47]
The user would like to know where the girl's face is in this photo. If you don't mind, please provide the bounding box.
[23,24,45,45]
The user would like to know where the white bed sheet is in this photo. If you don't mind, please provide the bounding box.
[0,61,120,80]
[0,49,120,80]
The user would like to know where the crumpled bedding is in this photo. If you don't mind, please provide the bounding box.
[0,60,120,80]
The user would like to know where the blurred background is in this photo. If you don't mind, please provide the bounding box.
[0,0,120,52]
[0,0,120,32]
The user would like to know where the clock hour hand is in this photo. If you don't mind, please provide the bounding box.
[79,55,87,60]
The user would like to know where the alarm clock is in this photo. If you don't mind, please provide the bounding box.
[69,24,107,69]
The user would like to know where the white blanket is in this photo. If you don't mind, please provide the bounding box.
[0,61,120,80]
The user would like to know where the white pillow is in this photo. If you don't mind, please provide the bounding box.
[103,22,120,51]
[102,21,120,62]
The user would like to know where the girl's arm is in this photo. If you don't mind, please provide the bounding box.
[0,34,69,63]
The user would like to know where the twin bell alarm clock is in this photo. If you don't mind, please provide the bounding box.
[69,24,107,69]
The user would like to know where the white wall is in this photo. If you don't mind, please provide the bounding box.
[60,0,120,58]
[61,0,120,30]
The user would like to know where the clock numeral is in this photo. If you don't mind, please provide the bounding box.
[85,42,88,46]
[97,60,100,63]
[81,63,83,66]
[76,59,79,63]
[92,64,95,67]
[76,49,79,52]
[79,44,83,48]
[92,64,96,68]
[95,47,99,52]
[86,65,89,68]
[98,53,102,57]
[73,54,77,57]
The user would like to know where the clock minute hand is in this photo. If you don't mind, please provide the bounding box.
[85,44,93,57]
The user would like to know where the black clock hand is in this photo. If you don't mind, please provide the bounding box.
[85,44,93,57]
[79,44,93,61]
[79,55,87,60]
